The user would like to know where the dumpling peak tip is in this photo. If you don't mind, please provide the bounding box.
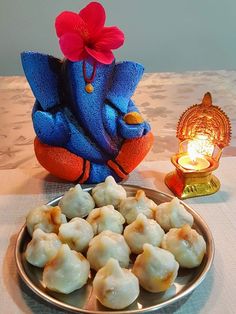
[143,243,154,254]
[99,234,113,247]
[178,224,192,240]
[169,197,183,210]
[137,213,147,219]
[33,228,45,236]
[61,243,70,251]
[105,176,116,184]
[135,190,145,200]
[170,197,180,204]
[106,257,120,267]
[75,184,82,190]
[105,204,115,210]
[136,213,147,223]
[104,258,124,277]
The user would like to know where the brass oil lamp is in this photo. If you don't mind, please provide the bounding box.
[165,92,231,199]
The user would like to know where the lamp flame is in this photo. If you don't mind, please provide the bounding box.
[188,144,199,163]
[187,134,214,162]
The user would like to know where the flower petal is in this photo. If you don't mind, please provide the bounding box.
[79,2,105,36]
[95,26,125,50]
[55,11,85,37]
[85,47,114,64]
[59,33,86,62]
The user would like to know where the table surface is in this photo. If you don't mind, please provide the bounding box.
[0,71,236,314]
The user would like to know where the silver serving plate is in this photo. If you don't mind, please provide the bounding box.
[15,185,214,313]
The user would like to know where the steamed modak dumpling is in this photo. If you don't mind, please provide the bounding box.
[58,217,94,252]
[25,229,62,267]
[124,213,165,254]
[87,230,130,271]
[161,224,206,268]
[93,258,139,309]
[91,176,126,208]
[86,205,125,235]
[26,205,67,236]
[43,244,90,294]
[59,184,95,219]
[133,244,179,293]
[155,197,193,231]
[118,190,157,224]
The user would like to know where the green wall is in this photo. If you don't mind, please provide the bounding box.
[1,0,236,75]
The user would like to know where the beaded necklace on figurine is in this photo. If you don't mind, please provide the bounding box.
[83,60,97,93]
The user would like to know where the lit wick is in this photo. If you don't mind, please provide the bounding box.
[178,140,210,171]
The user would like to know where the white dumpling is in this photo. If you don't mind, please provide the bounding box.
[26,205,67,236]
[59,184,95,219]
[161,225,206,268]
[93,258,139,309]
[87,230,130,271]
[43,244,90,294]
[133,244,179,293]
[124,213,165,254]
[92,176,126,208]
[86,205,125,235]
[58,217,94,252]
[25,229,62,267]
[155,197,194,231]
[118,190,157,224]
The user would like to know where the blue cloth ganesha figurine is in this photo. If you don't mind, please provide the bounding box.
[21,2,154,183]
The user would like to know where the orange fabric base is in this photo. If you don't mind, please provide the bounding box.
[34,137,90,182]
[112,132,154,174]
[107,160,127,179]
[34,132,154,182]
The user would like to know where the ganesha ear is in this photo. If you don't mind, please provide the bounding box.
[107,61,144,113]
[21,51,62,110]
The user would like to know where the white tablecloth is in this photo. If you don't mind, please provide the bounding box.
[0,157,236,314]
[0,73,236,313]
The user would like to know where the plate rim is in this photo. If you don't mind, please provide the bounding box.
[15,184,215,314]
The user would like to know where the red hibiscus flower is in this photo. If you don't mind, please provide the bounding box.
[55,2,125,64]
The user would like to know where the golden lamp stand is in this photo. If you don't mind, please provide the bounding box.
[165,154,220,199]
[165,92,231,199]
